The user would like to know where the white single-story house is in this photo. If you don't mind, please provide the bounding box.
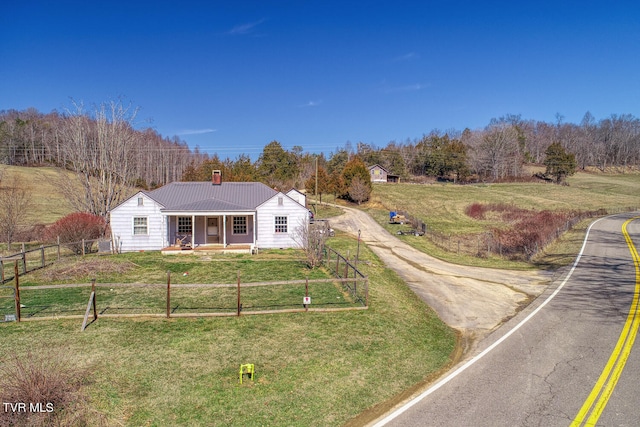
[109,172,309,252]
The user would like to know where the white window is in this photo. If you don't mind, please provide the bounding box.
[178,217,192,233]
[278,196,283,206]
[275,216,288,233]
[233,216,247,234]
[137,197,144,206]
[133,217,148,235]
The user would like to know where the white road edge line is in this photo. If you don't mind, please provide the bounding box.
[372,217,605,426]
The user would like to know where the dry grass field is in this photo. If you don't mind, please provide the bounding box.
[0,165,75,225]
[364,169,640,269]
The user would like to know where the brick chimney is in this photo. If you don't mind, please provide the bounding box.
[212,170,222,185]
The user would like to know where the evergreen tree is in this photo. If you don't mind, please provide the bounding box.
[544,142,577,184]
[256,141,299,187]
[341,156,372,202]
[304,165,330,203]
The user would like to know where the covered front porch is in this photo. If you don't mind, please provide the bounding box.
[162,211,257,250]
[160,244,254,255]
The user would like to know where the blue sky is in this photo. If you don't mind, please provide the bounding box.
[2,1,639,159]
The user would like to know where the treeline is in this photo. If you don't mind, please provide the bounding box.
[355,113,640,182]
[0,104,191,188]
[2,105,640,193]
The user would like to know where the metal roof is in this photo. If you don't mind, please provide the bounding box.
[147,182,278,212]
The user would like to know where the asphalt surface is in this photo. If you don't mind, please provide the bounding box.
[372,213,640,426]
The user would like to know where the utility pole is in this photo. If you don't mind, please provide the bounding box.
[315,155,318,204]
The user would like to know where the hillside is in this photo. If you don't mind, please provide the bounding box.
[0,165,75,225]
[363,169,640,269]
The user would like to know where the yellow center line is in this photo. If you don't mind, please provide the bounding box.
[570,217,640,426]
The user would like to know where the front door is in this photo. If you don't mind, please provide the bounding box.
[207,217,219,244]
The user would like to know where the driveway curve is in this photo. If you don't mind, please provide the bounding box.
[329,205,552,344]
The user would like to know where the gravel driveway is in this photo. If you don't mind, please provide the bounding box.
[329,205,552,346]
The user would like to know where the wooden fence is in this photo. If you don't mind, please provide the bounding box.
[0,238,113,285]
[0,244,369,326]
[0,270,368,327]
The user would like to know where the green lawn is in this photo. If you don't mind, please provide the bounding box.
[0,240,456,426]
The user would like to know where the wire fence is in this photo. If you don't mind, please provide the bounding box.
[0,245,369,326]
[391,206,639,260]
[323,246,368,307]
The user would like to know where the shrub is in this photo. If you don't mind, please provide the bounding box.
[465,203,487,219]
[466,203,578,259]
[492,210,571,258]
[44,212,106,254]
[0,351,100,427]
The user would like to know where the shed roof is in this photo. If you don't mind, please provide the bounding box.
[368,164,389,173]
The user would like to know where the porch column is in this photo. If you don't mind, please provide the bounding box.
[223,215,227,247]
[252,213,256,246]
[192,215,195,246]
[164,216,171,246]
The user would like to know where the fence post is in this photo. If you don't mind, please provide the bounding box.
[82,239,85,256]
[41,245,45,268]
[57,236,61,261]
[14,261,20,322]
[166,271,171,318]
[21,249,27,275]
[1,259,4,283]
[353,265,358,298]
[365,277,369,307]
[91,278,97,322]
[237,271,241,316]
[81,278,98,331]
[305,277,309,312]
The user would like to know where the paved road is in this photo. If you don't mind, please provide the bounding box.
[373,213,640,426]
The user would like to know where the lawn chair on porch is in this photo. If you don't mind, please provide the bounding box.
[175,233,192,249]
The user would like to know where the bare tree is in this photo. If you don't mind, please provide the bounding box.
[468,121,523,180]
[58,100,139,220]
[0,174,32,250]
[292,219,328,268]
[348,176,371,205]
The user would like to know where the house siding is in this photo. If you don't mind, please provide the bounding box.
[369,165,388,182]
[286,189,306,207]
[256,194,308,249]
[110,192,166,252]
[225,215,255,245]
